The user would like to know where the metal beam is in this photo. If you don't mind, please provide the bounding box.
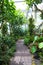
[15,1,25,3]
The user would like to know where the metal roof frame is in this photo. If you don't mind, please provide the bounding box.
[15,1,25,3]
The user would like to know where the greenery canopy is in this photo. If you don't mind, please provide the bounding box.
[25,0,43,14]
[0,0,27,65]
[25,0,42,6]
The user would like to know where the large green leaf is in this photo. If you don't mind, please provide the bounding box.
[30,46,37,53]
[34,36,38,41]
[38,42,43,49]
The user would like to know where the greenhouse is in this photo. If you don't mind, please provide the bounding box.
[0,0,43,65]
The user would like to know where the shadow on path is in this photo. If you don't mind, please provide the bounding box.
[10,61,24,65]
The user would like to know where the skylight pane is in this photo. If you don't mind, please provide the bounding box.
[14,0,24,1]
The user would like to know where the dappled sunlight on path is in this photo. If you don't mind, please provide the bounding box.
[9,39,32,65]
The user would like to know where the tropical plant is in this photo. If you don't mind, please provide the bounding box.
[24,37,29,46]
[25,0,43,20]
[30,36,43,60]
[28,17,35,36]
[0,0,26,65]
[36,36,43,43]
[25,0,43,13]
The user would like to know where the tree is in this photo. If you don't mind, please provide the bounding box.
[0,0,16,65]
[0,0,27,64]
[25,0,43,13]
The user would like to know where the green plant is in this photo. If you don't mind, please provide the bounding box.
[24,17,35,47]
[28,17,35,36]
[24,37,29,46]
[24,35,34,46]
[40,62,43,65]
[38,42,43,61]
[2,35,16,48]
[0,35,16,65]
[40,12,43,19]
[39,50,43,61]
[36,37,43,43]
[2,22,8,36]
[30,45,37,53]
[7,45,16,56]
[28,35,34,42]
[30,41,43,61]
[38,42,43,49]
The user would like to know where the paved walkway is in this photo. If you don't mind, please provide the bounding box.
[10,39,32,65]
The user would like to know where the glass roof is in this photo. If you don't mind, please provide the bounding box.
[14,0,28,17]
[15,2,27,10]
[14,0,24,1]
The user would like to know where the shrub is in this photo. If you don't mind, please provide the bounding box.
[36,36,43,43]
[39,50,43,61]
[38,42,43,61]
[24,37,29,46]
[7,45,16,56]
[0,35,16,65]
[27,36,34,42]
[14,35,19,41]
[2,35,16,48]
[30,41,43,61]
[24,35,34,46]
[0,34,2,43]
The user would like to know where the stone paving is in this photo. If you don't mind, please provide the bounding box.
[10,39,32,65]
